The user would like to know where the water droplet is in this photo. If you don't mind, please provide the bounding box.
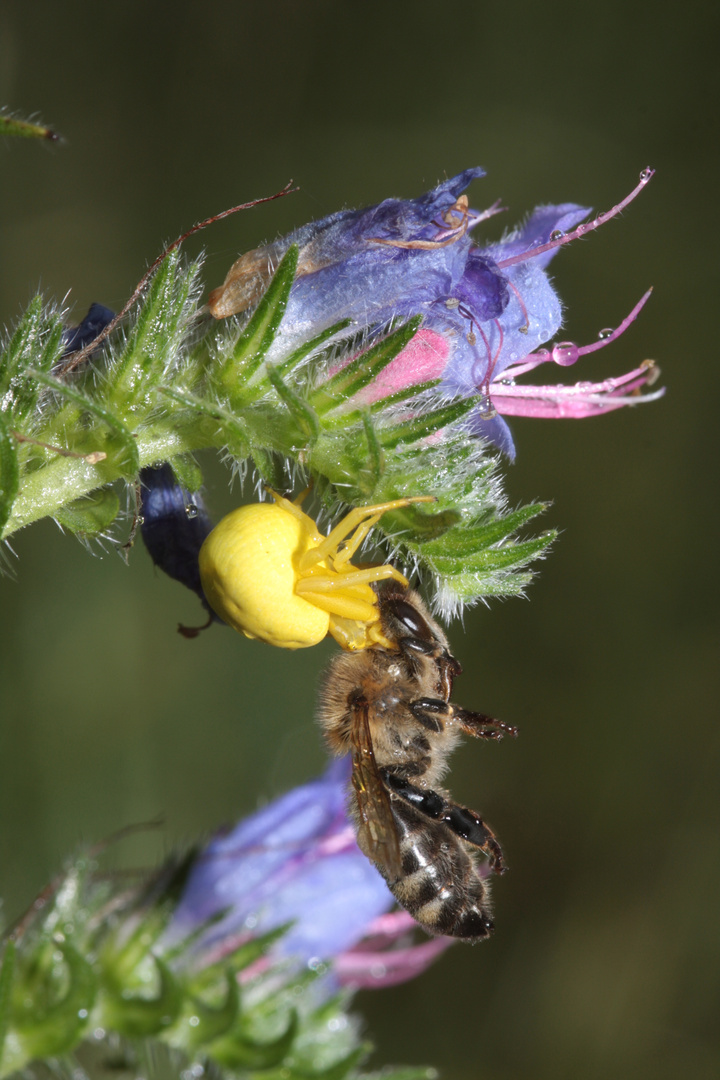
[500,377,516,386]
[308,956,327,974]
[371,963,388,979]
[552,341,579,366]
[533,348,550,362]
[189,1015,200,1027]
[639,167,653,183]
[327,1016,347,1032]
[597,327,614,340]
[136,514,145,526]
[477,397,497,419]
[185,503,199,519]
[550,229,564,241]
[445,297,460,309]
[77,1008,88,1020]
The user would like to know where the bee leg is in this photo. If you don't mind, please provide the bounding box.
[382,771,507,874]
[454,707,519,741]
[409,697,449,732]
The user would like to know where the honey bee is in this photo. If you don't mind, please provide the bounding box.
[318,578,517,941]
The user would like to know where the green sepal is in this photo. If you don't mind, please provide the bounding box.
[251,448,291,491]
[377,396,478,449]
[309,317,422,414]
[210,1008,299,1070]
[97,954,182,1037]
[159,386,252,459]
[287,1043,368,1080]
[0,298,65,424]
[54,486,121,535]
[275,319,352,379]
[170,970,239,1050]
[0,416,20,535]
[218,244,299,392]
[427,531,555,576]
[8,940,95,1060]
[165,454,204,493]
[110,250,196,405]
[27,369,140,478]
[266,365,321,442]
[421,503,549,558]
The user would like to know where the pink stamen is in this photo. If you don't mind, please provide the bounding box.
[503,289,654,379]
[495,169,654,271]
[490,362,664,419]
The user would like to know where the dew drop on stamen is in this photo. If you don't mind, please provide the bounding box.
[639,167,653,183]
[478,396,497,419]
[185,503,199,519]
[550,229,564,241]
[598,327,614,340]
[552,341,579,366]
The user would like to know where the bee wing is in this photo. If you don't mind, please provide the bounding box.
[350,695,403,882]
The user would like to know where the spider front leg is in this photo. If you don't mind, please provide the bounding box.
[297,496,435,574]
[382,771,507,873]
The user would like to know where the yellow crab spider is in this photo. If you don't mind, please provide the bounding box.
[198,491,434,650]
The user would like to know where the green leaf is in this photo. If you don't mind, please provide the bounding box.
[54,487,120,535]
[0,416,20,536]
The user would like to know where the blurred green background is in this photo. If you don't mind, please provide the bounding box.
[1,1,718,1078]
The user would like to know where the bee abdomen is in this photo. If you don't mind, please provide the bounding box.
[390,801,493,942]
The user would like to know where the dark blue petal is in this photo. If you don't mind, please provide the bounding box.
[139,464,215,605]
[469,411,516,460]
[453,251,509,322]
[62,302,116,354]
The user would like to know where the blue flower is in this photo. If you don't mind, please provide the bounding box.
[209,168,660,458]
[166,758,451,988]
